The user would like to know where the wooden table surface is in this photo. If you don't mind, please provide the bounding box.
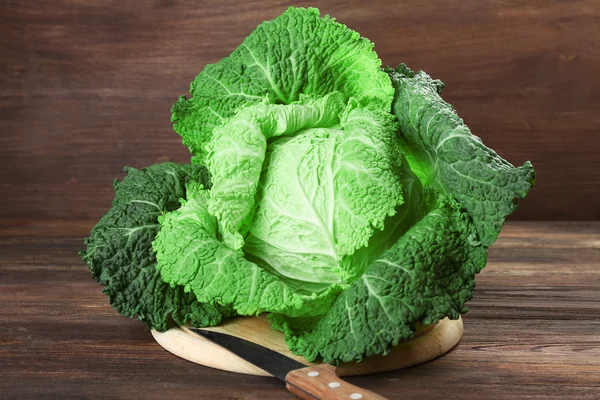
[1,220,598,399]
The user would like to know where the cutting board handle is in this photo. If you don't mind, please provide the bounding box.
[286,364,388,400]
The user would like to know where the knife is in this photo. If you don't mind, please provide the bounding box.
[190,329,388,400]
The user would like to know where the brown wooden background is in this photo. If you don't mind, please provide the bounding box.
[1,0,599,224]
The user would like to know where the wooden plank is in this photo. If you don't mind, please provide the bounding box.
[0,221,598,399]
[1,0,600,220]
[151,317,462,377]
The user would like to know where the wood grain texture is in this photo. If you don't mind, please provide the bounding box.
[150,317,462,376]
[285,364,388,400]
[0,0,599,221]
[0,221,599,399]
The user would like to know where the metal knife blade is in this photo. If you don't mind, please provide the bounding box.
[189,328,389,400]
[189,328,306,381]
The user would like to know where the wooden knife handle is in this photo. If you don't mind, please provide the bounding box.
[285,364,388,400]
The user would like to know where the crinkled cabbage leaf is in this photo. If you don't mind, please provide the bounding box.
[79,163,234,331]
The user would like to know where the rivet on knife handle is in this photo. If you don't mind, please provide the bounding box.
[285,364,388,400]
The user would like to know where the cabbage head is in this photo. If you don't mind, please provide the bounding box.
[82,7,534,364]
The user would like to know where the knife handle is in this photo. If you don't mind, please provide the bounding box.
[285,364,388,400]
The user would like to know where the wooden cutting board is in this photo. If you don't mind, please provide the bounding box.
[152,315,463,376]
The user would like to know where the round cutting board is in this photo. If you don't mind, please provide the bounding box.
[152,315,463,376]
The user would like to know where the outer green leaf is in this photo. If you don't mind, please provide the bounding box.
[270,193,487,364]
[153,182,345,318]
[79,163,232,331]
[388,64,535,246]
[172,7,393,163]
[341,159,426,283]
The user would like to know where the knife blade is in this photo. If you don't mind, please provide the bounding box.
[190,328,388,400]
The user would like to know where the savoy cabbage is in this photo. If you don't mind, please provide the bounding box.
[80,7,534,364]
